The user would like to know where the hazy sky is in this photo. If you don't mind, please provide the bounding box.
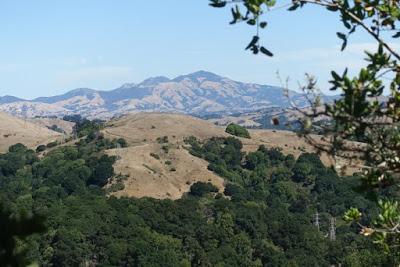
[0,1,377,99]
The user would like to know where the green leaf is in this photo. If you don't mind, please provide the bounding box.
[247,19,256,25]
[336,32,347,51]
[336,32,346,40]
[230,7,242,24]
[245,36,259,50]
[265,0,276,7]
[343,208,362,222]
[331,71,341,81]
[393,32,400,38]
[209,0,226,8]
[259,22,267,28]
[260,46,273,57]
[326,5,339,11]
[251,45,259,54]
[287,4,299,11]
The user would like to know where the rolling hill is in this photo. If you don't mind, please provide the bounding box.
[0,112,61,152]
[0,110,360,199]
[103,113,228,199]
[101,113,359,199]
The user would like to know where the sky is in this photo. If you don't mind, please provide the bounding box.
[0,0,380,99]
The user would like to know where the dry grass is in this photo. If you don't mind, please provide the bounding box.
[103,112,361,200]
[103,113,226,199]
[29,117,75,134]
[104,112,229,143]
[107,144,224,199]
[0,112,61,153]
[0,111,361,199]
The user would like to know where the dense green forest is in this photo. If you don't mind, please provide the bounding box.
[0,129,396,266]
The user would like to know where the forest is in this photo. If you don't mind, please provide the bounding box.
[0,124,396,266]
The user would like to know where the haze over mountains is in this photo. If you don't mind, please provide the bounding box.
[0,71,315,119]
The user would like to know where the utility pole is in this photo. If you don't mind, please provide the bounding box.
[329,217,336,241]
[314,211,320,231]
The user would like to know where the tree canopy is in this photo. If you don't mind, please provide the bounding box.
[0,129,393,265]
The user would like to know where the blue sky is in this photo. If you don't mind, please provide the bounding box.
[0,0,378,99]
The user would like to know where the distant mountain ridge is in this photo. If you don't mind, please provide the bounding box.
[0,71,323,119]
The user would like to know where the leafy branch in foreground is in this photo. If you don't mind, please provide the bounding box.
[209,0,400,256]
[0,204,46,267]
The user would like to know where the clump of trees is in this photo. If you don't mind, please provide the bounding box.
[63,114,105,138]
[225,123,251,138]
[189,181,218,197]
[47,124,65,134]
[35,145,46,153]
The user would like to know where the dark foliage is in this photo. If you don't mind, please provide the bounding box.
[0,135,392,266]
[225,123,251,138]
[189,182,219,197]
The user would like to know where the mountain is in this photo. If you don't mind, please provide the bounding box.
[0,95,25,104]
[0,71,318,119]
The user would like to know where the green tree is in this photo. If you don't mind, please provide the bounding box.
[226,123,251,138]
[209,0,400,257]
[189,182,219,197]
[0,204,45,267]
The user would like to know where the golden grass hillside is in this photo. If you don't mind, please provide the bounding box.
[0,112,61,153]
[103,113,360,200]
[29,117,75,134]
[103,113,228,199]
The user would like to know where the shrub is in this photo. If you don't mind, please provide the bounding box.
[150,153,160,160]
[165,160,172,165]
[162,145,170,154]
[36,145,46,153]
[48,124,64,133]
[225,123,250,138]
[223,183,244,197]
[8,143,27,153]
[157,136,169,144]
[46,141,58,148]
[106,182,125,193]
[116,138,128,148]
[189,182,218,197]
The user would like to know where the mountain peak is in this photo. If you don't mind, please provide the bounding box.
[140,76,170,86]
[173,71,224,82]
[33,88,98,104]
[118,83,137,90]
[67,88,97,95]
[0,95,25,104]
